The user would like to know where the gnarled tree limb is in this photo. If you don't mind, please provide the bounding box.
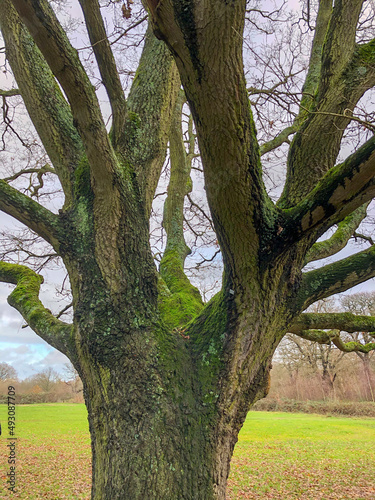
[159,92,203,328]
[0,261,74,358]
[289,328,375,354]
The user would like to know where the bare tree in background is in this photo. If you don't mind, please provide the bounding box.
[279,299,346,398]
[341,292,375,400]
[0,361,17,381]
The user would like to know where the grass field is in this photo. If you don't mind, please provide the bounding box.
[0,405,374,499]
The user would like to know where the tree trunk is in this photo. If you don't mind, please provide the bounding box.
[82,342,216,499]
[70,285,277,499]
[362,355,375,402]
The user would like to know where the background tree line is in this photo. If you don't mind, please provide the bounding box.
[0,362,83,403]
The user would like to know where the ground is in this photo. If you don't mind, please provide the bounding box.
[0,405,374,499]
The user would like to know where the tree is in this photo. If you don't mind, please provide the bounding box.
[64,361,83,395]
[340,292,375,400]
[0,362,17,381]
[28,367,60,393]
[1,0,375,498]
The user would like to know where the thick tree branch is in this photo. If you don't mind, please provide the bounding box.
[0,0,83,203]
[286,135,375,241]
[299,0,332,111]
[150,0,275,286]
[159,92,203,328]
[280,0,372,207]
[304,203,368,264]
[124,25,180,217]
[289,327,375,354]
[0,180,62,250]
[259,0,333,157]
[291,312,375,334]
[0,261,75,358]
[318,0,365,100]
[297,244,375,309]
[78,0,127,148]
[11,0,120,191]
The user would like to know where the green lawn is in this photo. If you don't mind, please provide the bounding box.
[0,405,374,499]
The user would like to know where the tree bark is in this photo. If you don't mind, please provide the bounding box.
[69,285,275,499]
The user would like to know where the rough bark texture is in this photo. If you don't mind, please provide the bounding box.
[1,0,375,499]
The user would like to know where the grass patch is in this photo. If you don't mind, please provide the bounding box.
[0,405,374,499]
[228,412,375,499]
[0,404,91,499]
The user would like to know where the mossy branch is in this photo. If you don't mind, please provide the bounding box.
[11,0,120,192]
[297,244,375,309]
[318,0,364,100]
[299,0,332,110]
[260,125,297,156]
[304,203,368,264]
[289,328,375,354]
[0,179,62,250]
[162,90,191,262]
[279,1,372,207]
[0,261,75,358]
[290,312,375,335]
[0,88,20,97]
[0,0,83,203]
[159,93,203,328]
[285,134,375,241]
